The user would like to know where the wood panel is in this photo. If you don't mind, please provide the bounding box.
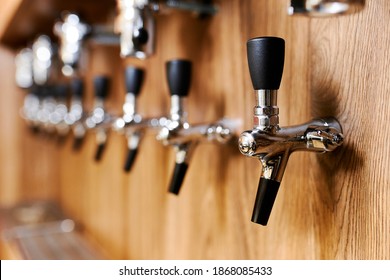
[0,46,23,206]
[309,0,390,259]
[0,0,389,260]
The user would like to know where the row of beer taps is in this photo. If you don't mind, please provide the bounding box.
[14,0,360,226]
[16,2,236,199]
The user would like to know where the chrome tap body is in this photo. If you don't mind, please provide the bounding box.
[239,37,343,226]
[157,59,235,195]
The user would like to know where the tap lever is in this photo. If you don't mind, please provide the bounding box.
[94,129,108,162]
[124,132,141,172]
[124,148,139,172]
[167,144,194,195]
[71,78,84,98]
[169,162,189,195]
[166,59,192,97]
[94,75,110,100]
[123,66,144,118]
[72,137,84,151]
[125,66,144,96]
[95,143,106,161]
[251,177,281,226]
[247,37,285,90]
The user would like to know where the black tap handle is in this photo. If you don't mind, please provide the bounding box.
[93,75,110,99]
[124,148,138,172]
[125,66,144,96]
[54,84,69,99]
[94,143,106,162]
[71,78,84,98]
[133,27,149,47]
[166,59,192,97]
[247,37,285,90]
[72,137,84,151]
[168,162,189,195]
[251,177,281,226]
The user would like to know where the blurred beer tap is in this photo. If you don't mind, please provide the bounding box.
[54,12,90,149]
[113,66,168,172]
[54,12,90,78]
[16,47,41,131]
[49,83,70,138]
[115,0,217,59]
[29,35,59,134]
[85,76,113,161]
[64,78,87,150]
[288,0,365,16]
[157,59,237,195]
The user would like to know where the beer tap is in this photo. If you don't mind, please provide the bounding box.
[113,66,168,172]
[85,76,112,161]
[114,66,145,171]
[115,0,217,59]
[54,12,89,149]
[50,83,70,138]
[238,37,344,225]
[157,59,236,195]
[54,12,90,77]
[30,35,58,134]
[288,0,365,16]
[16,47,40,131]
[65,78,86,150]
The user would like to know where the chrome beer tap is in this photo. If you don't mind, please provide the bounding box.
[36,86,57,134]
[65,78,87,150]
[85,76,112,161]
[157,59,235,195]
[53,12,90,77]
[115,0,217,59]
[50,83,70,137]
[113,66,166,172]
[16,47,40,130]
[30,35,58,134]
[54,12,89,148]
[238,37,344,226]
[288,0,364,16]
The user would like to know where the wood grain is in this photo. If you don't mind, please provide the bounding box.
[0,0,389,260]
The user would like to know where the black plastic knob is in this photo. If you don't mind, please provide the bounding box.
[125,66,144,96]
[71,78,84,98]
[93,75,110,99]
[166,59,192,97]
[133,27,149,46]
[251,177,280,226]
[247,37,285,90]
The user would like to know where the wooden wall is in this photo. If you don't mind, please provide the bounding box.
[0,0,389,259]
